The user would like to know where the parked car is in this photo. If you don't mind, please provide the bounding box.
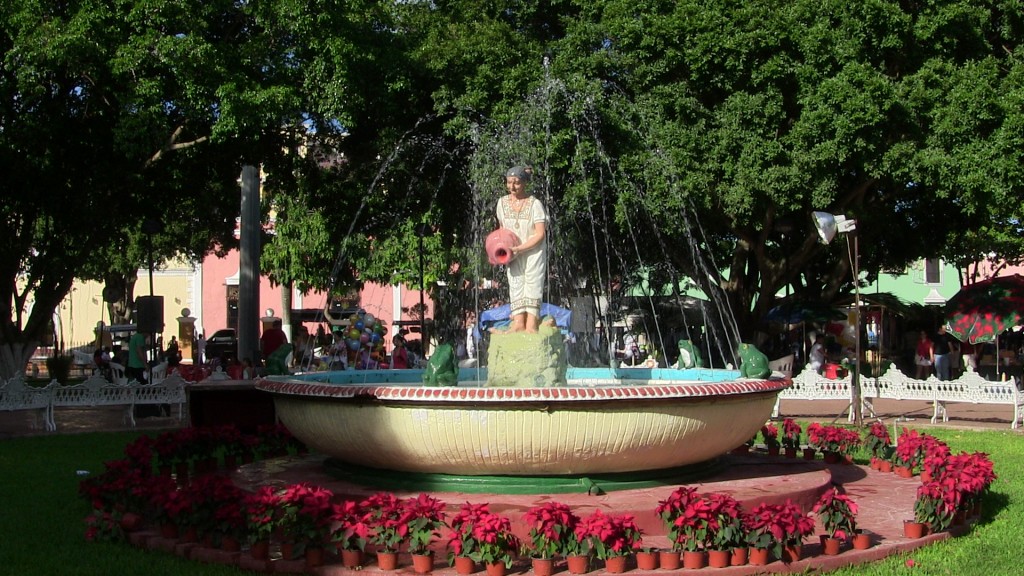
[204,328,238,363]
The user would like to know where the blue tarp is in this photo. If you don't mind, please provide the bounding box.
[479,303,573,332]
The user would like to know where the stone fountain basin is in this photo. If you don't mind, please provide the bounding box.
[257,368,788,475]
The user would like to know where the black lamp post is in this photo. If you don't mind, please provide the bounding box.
[415,223,432,353]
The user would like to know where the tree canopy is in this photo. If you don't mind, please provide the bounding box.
[3,0,1023,376]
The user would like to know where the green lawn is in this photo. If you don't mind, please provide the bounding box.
[1,426,1019,576]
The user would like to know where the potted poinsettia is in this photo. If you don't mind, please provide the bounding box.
[331,499,371,568]
[863,421,892,470]
[921,441,953,481]
[703,492,746,568]
[911,480,957,535]
[364,492,414,570]
[807,424,859,463]
[761,423,781,455]
[745,500,814,564]
[781,419,802,457]
[564,513,597,574]
[580,510,642,573]
[669,492,717,569]
[523,501,579,559]
[404,493,447,573]
[812,488,859,554]
[448,503,515,574]
[892,428,929,476]
[958,452,996,516]
[184,473,245,548]
[277,482,335,563]
[472,509,520,572]
[244,485,283,559]
[655,486,699,568]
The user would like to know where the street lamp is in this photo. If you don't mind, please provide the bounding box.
[812,211,863,426]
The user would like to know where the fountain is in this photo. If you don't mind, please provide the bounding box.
[257,366,787,480]
[255,64,790,492]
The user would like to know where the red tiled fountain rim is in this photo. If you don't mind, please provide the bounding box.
[255,378,789,403]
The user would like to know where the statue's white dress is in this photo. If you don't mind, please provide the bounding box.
[496,195,547,318]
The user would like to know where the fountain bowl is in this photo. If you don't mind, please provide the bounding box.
[257,367,788,476]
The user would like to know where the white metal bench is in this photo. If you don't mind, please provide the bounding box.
[0,375,57,431]
[51,374,136,428]
[776,364,1024,428]
[7,367,188,430]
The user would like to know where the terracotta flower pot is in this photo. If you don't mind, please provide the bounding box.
[767,445,781,456]
[159,522,179,540]
[221,536,241,552]
[823,451,841,464]
[306,546,326,568]
[681,550,706,570]
[748,547,770,566]
[822,537,842,555]
[657,550,680,570]
[730,547,748,566]
[604,555,628,573]
[280,542,296,561]
[708,549,730,568]
[903,520,928,539]
[377,550,400,570]
[118,512,143,532]
[485,561,507,576]
[566,554,590,574]
[803,448,817,460]
[456,556,477,575]
[781,544,801,563]
[341,548,365,568]
[530,557,553,576]
[635,551,658,571]
[412,552,434,574]
[895,465,914,478]
[250,540,270,560]
[879,460,893,473]
[852,531,871,550]
[784,447,798,458]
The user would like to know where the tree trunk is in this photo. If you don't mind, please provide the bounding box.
[0,341,40,381]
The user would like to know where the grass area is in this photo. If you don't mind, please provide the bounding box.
[0,426,1019,576]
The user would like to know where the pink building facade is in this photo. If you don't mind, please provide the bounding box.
[199,249,433,341]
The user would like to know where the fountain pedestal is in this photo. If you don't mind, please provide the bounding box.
[487,328,567,387]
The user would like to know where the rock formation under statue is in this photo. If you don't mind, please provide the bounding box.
[486,322,567,387]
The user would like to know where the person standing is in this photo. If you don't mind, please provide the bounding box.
[914,330,934,379]
[932,325,953,380]
[126,331,149,383]
[809,334,826,374]
[164,336,181,367]
[495,165,547,333]
[260,319,288,359]
[196,333,206,365]
[390,335,409,369]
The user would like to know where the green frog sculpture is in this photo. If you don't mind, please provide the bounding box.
[738,343,771,379]
[675,339,705,369]
[422,342,459,386]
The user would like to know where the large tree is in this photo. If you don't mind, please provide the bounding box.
[376,0,1024,356]
[0,0,359,378]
